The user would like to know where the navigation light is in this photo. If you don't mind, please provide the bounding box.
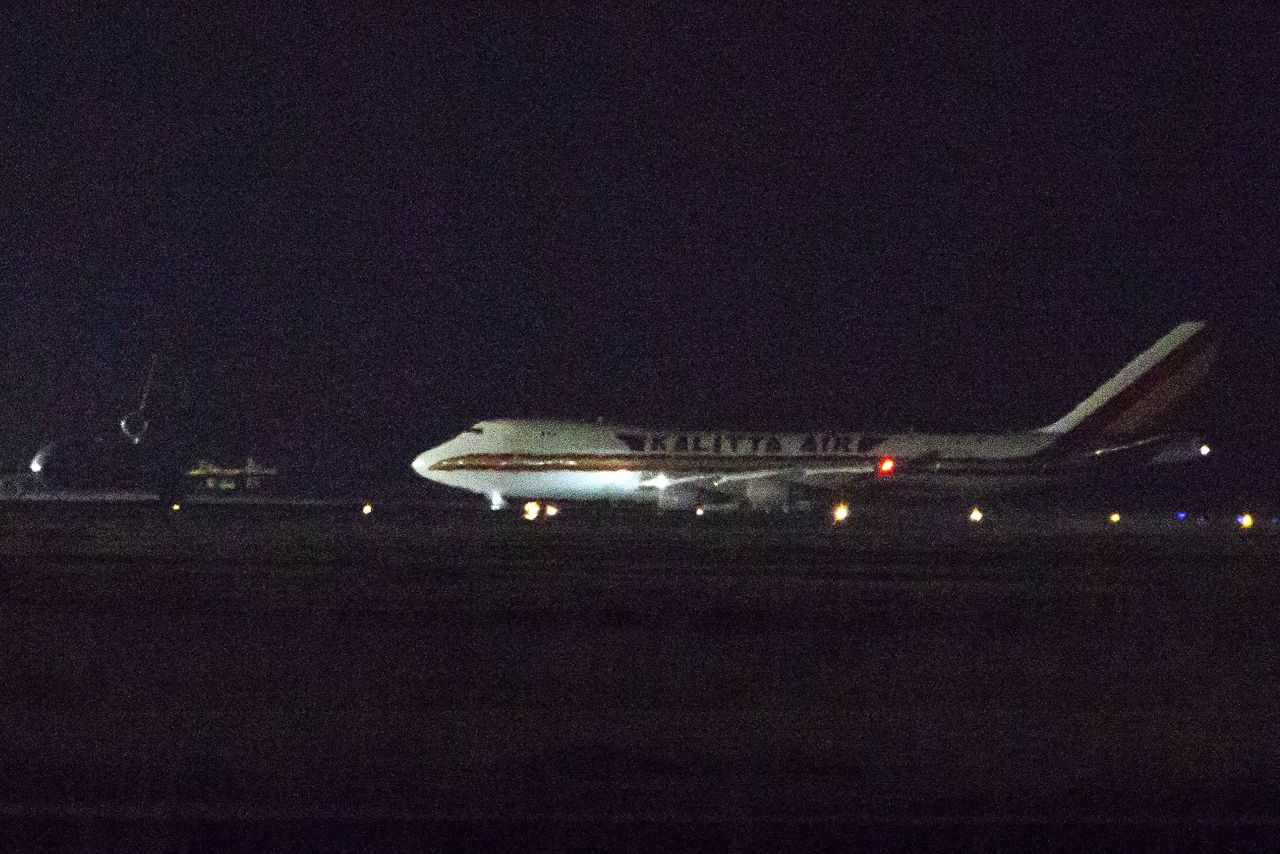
[969,507,984,523]
[878,457,895,475]
[1239,513,1254,530]
[833,502,850,523]
[1200,444,1211,456]
[1109,512,1121,524]
[523,501,541,521]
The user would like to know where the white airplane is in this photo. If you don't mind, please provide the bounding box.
[411,322,1219,511]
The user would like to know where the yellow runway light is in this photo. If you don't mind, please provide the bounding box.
[544,504,559,517]
[969,507,983,523]
[1109,512,1122,524]
[523,501,541,521]
[361,503,373,515]
[833,502,850,523]
[171,503,181,512]
[1239,513,1254,530]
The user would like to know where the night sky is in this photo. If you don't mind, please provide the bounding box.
[2,5,1276,488]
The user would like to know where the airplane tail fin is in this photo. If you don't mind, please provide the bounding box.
[1039,322,1219,443]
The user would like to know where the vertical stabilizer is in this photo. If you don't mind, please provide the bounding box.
[1040,322,1217,442]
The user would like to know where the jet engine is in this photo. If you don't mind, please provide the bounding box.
[655,485,732,511]
[741,479,830,511]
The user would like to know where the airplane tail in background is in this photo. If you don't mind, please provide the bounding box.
[1039,322,1219,444]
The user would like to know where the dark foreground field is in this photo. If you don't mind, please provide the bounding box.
[2,502,1279,849]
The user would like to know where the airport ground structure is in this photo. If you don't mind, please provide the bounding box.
[1,501,1279,848]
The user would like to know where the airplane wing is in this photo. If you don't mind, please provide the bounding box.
[709,461,880,485]
[643,460,884,509]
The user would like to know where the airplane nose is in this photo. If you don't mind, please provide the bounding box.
[411,450,435,478]
[413,437,462,481]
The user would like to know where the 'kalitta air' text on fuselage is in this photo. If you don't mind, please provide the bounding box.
[615,432,888,456]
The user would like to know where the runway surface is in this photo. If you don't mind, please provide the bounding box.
[1,500,1279,848]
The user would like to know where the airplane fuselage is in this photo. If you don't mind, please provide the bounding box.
[411,323,1217,510]
[411,418,1206,509]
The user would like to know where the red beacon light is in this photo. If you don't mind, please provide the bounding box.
[878,457,896,476]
